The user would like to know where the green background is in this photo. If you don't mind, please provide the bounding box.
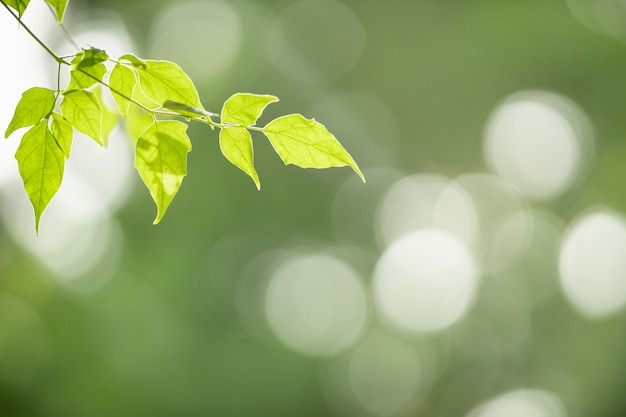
[1,0,626,416]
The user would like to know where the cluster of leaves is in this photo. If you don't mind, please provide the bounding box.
[2,0,363,233]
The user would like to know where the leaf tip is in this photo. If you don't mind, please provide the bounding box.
[152,211,164,225]
[34,214,41,236]
[354,166,366,183]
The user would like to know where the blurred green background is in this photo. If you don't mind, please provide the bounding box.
[1,0,626,416]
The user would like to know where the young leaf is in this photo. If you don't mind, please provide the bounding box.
[221,93,278,127]
[43,0,68,22]
[74,47,108,68]
[163,100,217,120]
[3,0,30,17]
[263,114,365,182]
[60,89,103,145]
[5,87,56,138]
[134,120,191,224]
[15,119,65,233]
[125,108,153,145]
[109,62,137,117]
[67,63,107,90]
[219,126,260,189]
[93,86,119,145]
[50,112,73,159]
[118,53,147,69]
[136,60,203,109]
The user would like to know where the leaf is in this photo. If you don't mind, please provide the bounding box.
[43,0,68,22]
[134,120,191,224]
[219,127,260,189]
[136,60,203,109]
[263,114,365,182]
[5,87,56,138]
[3,0,30,17]
[163,100,217,120]
[118,53,147,69]
[109,62,136,117]
[60,89,103,145]
[131,81,160,108]
[66,63,107,90]
[221,93,278,127]
[15,119,65,233]
[93,86,119,145]
[50,112,73,159]
[74,47,108,68]
[125,108,153,145]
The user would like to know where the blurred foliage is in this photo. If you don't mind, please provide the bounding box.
[1,0,626,416]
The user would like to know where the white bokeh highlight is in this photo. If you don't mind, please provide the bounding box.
[373,229,478,333]
[484,91,593,200]
[265,254,368,357]
[376,174,478,248]
[559,209,626,318]
[466,389,567,417]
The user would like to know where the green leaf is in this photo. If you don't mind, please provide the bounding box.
[163,100,217,120]
[136,60,203,109]
[109,63,136,117]
[60,89,103,145]
[50,112,73,159]
[134,121,191,224]
[263,114,365,182]
[5,87,56,138]
[93,86,118,145]
[118,53,147,69]
[66,62,107,90]
[3,0,30,17]
[125,108,153,145]
[74,47,108,68]
[221,93,278,127]
[15,119,65,234]
[43,0,68,22]
[219,127,260,189]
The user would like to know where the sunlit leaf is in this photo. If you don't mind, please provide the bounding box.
[60,89,103,145]
[43,0,68,22]
[93,86,118,145]
[66,60,107,90]
[15,119,65,233]
[219,126,259,189]
[74,47,108,68]
[163,100,216,120]
[5,87,56,138]
[131,81,160,109]
[125,107,153,145]
[137,60,203,109]
[134,120,191,224]
[221,93,278,127]
[109,62,136,117]
[50,112,72,159]
[263,114,364,182]
[118,53,147,69]
[3,0,30,17]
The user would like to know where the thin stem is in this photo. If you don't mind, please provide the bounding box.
[56,61,61,93]
[46,3,80,49]
[74,67,164,115]
[2,1,67,65]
